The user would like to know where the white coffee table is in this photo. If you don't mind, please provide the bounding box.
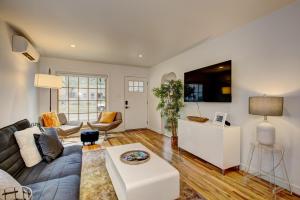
[105,143,180,200]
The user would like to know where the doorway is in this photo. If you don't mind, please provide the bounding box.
[124,76,148,130]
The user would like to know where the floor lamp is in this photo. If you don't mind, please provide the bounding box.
[34,68,63,112]
[249,96,283,145]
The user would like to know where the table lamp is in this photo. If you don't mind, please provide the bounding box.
[34,68,63,111]
[249,96,283,146]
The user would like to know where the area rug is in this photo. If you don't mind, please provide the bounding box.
[80,149,205,200]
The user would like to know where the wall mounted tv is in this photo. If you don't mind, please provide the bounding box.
[184,60,232,102]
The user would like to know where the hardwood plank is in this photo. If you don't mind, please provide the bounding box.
[98,129,299,200]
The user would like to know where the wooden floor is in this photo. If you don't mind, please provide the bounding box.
[84,129,299,200]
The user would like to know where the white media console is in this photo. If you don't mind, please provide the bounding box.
[178,119,241,174]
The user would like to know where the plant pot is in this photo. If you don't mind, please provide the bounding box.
[171,136,178,148]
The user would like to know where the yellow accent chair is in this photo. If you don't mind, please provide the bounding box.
[87,112,122,140]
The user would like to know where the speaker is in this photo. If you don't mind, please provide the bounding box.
[225,121,231,126]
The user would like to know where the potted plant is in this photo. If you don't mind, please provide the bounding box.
[153,79,184,148]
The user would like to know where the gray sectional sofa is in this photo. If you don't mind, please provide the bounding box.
[0,119,82,200]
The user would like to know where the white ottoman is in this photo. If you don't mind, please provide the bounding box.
[105,143,180,200]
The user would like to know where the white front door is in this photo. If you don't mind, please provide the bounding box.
[124,77,148,130]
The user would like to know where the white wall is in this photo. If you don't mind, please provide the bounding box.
[38,57,149,131]
[149,0,300,194]
[0,21,38,127]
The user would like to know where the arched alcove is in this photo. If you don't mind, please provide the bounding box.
[161,72,177,84]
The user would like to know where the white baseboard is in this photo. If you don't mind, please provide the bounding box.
[240,163,300,195]
[148,127,162,134]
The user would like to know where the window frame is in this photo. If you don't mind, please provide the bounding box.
[128,80,144,93]
[56,72,108,122]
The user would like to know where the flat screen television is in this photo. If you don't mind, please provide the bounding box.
[184,60,232,102]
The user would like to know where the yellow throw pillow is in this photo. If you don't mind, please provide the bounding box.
[42,112,61,127]
[99,112,117,123]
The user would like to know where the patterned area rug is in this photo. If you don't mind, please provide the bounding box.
[80,149,205,200]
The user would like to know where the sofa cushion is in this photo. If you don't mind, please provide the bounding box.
[61,145,82,157]
[17,145,82,185]
[14,127,42,167]
[34,134,64,163]
[0,119,30,177]
[13,119,32,131]
[26,175,80,200]
[34,128,64,163]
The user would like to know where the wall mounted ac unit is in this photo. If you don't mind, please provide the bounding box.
[12,35,40,62]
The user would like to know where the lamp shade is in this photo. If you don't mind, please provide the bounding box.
[34,74,63,89]
[249,96,283,116]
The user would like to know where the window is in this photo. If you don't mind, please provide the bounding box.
[57,74,107,122]
[128,81,144,93]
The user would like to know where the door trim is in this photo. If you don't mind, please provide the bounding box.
[124,76,149,130]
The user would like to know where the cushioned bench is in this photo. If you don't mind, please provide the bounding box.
[0,119,82,200]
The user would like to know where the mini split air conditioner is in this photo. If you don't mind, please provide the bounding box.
[12,35,40,62]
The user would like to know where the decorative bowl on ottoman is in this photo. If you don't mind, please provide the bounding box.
[120,150,150,165]
[80,130,99,145]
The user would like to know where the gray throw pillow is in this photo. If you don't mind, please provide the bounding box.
[34,129,64,163]
[44,128,62,141]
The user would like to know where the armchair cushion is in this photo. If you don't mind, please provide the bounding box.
[42,112,61,128]
[99,112,117,123]
[57,113,68,125]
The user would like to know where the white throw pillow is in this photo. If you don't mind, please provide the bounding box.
[0,169,23,200]
[14,126,42,167]
[0,169,20,188]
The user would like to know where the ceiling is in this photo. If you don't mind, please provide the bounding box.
[0,0,294,67]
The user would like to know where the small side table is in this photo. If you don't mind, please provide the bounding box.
[244,142,292,196]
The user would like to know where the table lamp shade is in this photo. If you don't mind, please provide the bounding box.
[249,96,283,117]
[34,74,63,89]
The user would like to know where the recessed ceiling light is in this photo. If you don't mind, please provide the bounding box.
[138,54,143,58]
[70,44,76,48]
[219,66,224,69]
